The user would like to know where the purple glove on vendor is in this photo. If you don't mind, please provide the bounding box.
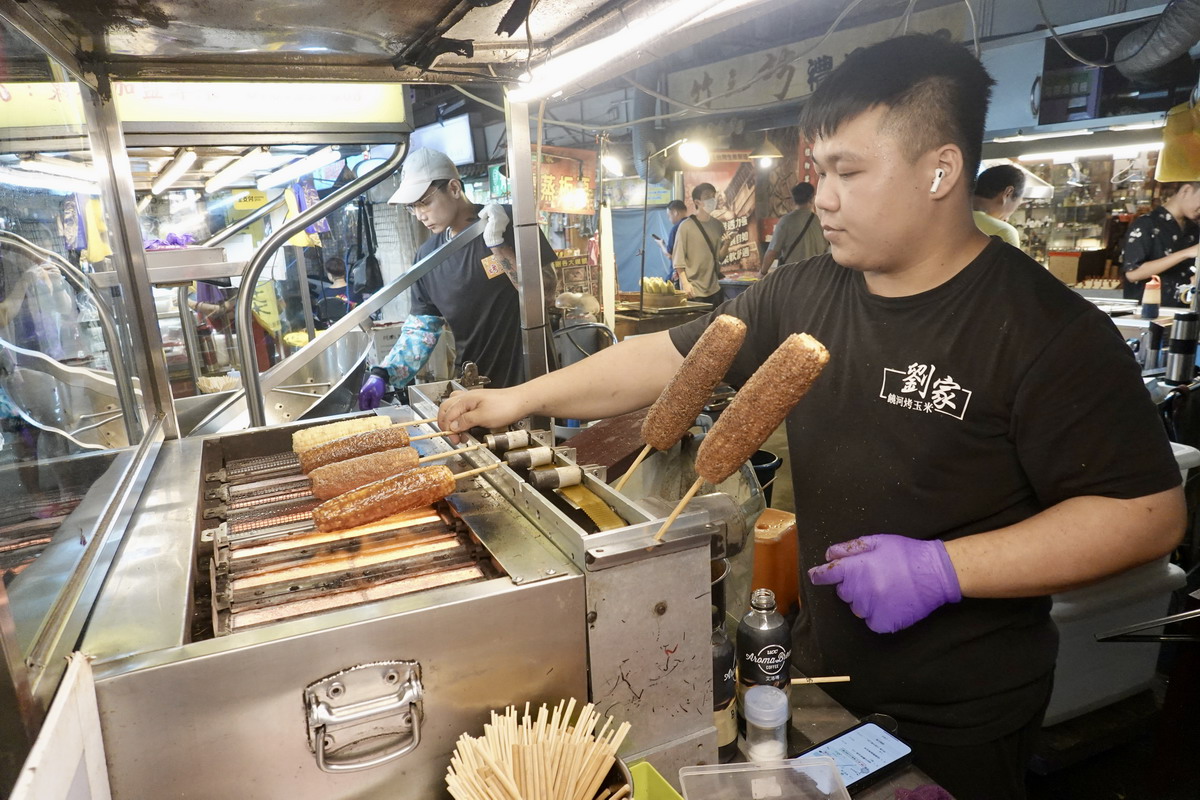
[358,368,388,410]
[808,534,962,634]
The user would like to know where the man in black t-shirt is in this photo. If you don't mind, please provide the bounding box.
[437,36,1184,800]
[358,148,557,408]
[1121,181,1200,305]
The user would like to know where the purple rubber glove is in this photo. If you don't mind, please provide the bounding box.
[808,534,962,634]
[358,372,387,411]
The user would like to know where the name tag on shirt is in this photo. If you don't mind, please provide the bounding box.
[481,255,505,279]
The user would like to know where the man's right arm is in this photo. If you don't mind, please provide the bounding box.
[1125,245,1198,282]
[438,331,684,433]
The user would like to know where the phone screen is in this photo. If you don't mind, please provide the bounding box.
[802,722,912,792]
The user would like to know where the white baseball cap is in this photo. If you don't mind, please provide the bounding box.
[387,147,461,205]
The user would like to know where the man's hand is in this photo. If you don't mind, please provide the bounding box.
[358,369,388,410]
[808,534,962,634]
[479,203,510,248]
[438,388,530,439]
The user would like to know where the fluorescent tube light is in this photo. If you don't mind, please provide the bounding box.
[991,129,1091,144]
[17,155,98,181]
[204,146,274,193]
[256,146,341,190]
[0,166,99,195]
[1018,141,1163,163]
[151,147,198,196]
[508,0,765,102]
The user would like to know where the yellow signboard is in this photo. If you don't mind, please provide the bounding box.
[0,82,86,128]
[233,189,269,210]
[111,82,408,125]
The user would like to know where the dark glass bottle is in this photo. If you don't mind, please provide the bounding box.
[712,612,737,763]
[737,588,792,726]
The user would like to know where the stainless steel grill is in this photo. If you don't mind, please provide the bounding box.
[200,430,498,637]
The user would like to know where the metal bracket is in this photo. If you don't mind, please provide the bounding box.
[304,661,424,773]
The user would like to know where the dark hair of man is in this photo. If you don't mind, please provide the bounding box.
[667,199,687,213]
[323,256,345,281]
[791,182,816,205]
[1159,181,1200,201]
[798,33,995,181]
[691,182,717,202]
[973,165,1026,199]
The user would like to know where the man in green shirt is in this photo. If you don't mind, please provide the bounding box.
[672,182,728,306]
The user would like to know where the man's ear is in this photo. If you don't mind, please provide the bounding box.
[928,145,965,200]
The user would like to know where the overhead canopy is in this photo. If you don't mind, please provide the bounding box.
[0,0,865,92]
[0,0,717,85]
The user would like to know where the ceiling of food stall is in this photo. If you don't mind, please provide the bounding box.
[0,0,904,87]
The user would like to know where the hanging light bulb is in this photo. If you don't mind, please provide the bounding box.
[679,141,710,168]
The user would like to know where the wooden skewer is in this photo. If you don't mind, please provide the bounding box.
[400,415,438,426]
[790,675,852,685]
[445,701,630,800]
[456,462,503,481]
[612,444,652,492]
[419,443,485,463]
[653,476,704,542]
[410,430,449,441]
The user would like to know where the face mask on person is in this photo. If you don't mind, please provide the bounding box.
[701,198,717,214]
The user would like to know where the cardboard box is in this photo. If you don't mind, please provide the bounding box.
[1048,250,1082,284]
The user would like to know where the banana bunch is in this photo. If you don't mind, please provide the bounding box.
[641,276,676,294]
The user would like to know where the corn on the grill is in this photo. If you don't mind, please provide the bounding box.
[291,417,391,453]
[299,426,412,473]
[312,466,457,532]
[309,448,420,500]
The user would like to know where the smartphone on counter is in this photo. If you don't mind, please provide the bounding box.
[795,720,913,796]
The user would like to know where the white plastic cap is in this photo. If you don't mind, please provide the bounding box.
[743,685,790,727]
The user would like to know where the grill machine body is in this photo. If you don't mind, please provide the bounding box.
[79,382,764,797]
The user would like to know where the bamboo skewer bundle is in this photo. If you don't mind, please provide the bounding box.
[446,700,632,800]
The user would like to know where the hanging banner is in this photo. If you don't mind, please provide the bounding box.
[535,146,596,214]
[666,5,966,112]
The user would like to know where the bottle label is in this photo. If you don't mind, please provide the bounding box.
[714,697,737,747]
[743,643,791,678]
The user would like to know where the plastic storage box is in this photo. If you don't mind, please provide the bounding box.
[679,757,851,800]
[1043,441,1198,725]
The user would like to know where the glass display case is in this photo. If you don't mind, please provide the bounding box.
[0,16,152,789]
[1010,148,1161,286]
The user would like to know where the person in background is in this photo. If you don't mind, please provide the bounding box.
[1122,181,1200,306]
[664,199,688,255]
[314,256,357,325]
[759,182,827,276]
[358,148,558,409]
[972,164,1026,247]
[672,183,728,307]
[436,34,1183,800]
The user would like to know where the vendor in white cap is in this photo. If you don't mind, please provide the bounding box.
[359,147,558,408]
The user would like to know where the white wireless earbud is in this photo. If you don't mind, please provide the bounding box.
[929,168,946,193]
